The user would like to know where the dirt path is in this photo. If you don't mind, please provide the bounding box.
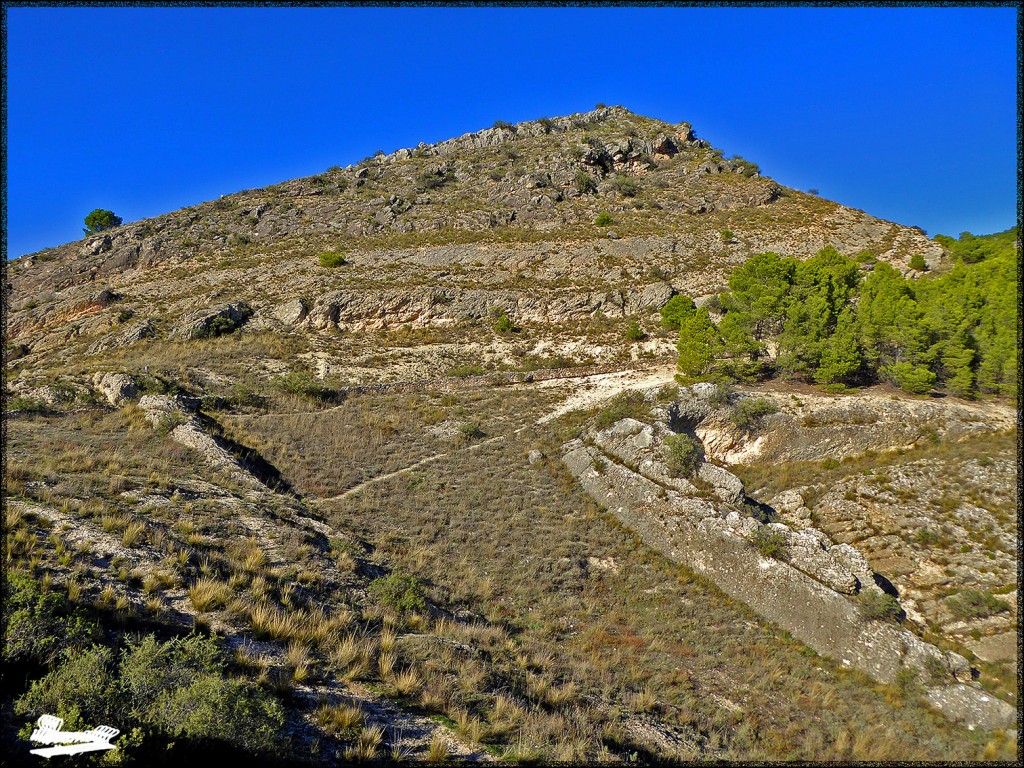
[320,433,509,502]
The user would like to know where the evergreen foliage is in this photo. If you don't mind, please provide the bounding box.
[83,208,122,234]
[659,294,697,330]
[671,231,1017,397]
[14,631,284,755]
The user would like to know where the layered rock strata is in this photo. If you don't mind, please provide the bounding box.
[561,389,1016,732]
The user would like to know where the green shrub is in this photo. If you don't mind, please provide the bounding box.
[368,573,427,615]
[595,391,648,429]
[731,398,778,432]
[16,633,284,753]
[417,168,455,190]
[594,211,614,227]
[857,591,902,622]
[155,411,188,436]
[318,251,347,267]
[664,434,702,477]
[624,320,646,341]
[83,208,122,235]
[455,421,484,444]
[659,294,697,330]
[492,311,515,334]
[750,527,789,560]
[196,315,240,339]
[610,175,640,197]
[947,589,1010,621]
[721,229,734,243]
[7,396,48,414]
[271,371,339,403]
[886,362,936,395]
[908,254,928,271]
[3,572,98,667]
[574,170,597,195]
[707,382,734,408]
[729,155,760,177]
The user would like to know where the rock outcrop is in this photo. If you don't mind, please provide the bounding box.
[561,386,1016,732]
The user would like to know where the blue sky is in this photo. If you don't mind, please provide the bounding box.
[5,5,1018,258]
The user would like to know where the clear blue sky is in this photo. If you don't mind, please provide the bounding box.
[5,5,1019,258]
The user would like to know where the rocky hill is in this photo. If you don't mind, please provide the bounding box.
[3,108,1016,764]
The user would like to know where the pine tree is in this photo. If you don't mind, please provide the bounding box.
[676,307,721,378]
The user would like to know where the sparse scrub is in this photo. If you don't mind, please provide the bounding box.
[947,589,1009,621]
[857,591,902,622]
[750,527,789,561]
[368,572,427,616]
[664,433,702,477]
[731,398,778,432]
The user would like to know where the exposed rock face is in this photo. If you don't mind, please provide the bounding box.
[91,372,138,406]
[560,387,1017,732]
[88,320,155,354]
[170,302,253,341]
[138,395,265,491]
[925,684,1018,731]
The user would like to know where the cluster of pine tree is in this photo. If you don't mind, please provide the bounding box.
[663,229,1018,397]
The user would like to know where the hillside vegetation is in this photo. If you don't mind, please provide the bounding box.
[3,108,1017,764]
[669,228,1018,397]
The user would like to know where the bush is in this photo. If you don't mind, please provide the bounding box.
[318,251,347,267]
[491,310,515,334]
[659,294,697,330]
[947,589,1010,620]
[624,320,646,341]
[729,155,760,177]
[664,434,702,477]
[271,371,339,404]
[908,253,928,271]
[155,411,188,436]
[750,527,789,560]
[595,391,648,429]
[886,362,936,395]
[416,168,455,190]
[455,421,484,444]
[15,633,284,753]
[721,229,734,243]
[574,170,597,195]
[594,211,614,227]
[4,572,98,667]
[857,591,902,622]
[368,573,427,615]
[610,175,640,197]
[7,396,48,414]
[83,208,122,235]
[731,398,778,432]
[447,365,487,378]
[707,382,734,408]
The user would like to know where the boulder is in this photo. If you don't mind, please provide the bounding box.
[697,462,745,504]
[81,235,112,256]
[171,302,253,340]
[91,372,138,406]
[636,281,674,312]
[274,298,309,326]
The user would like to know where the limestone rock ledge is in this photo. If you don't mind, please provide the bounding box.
[561,403,1016,733]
